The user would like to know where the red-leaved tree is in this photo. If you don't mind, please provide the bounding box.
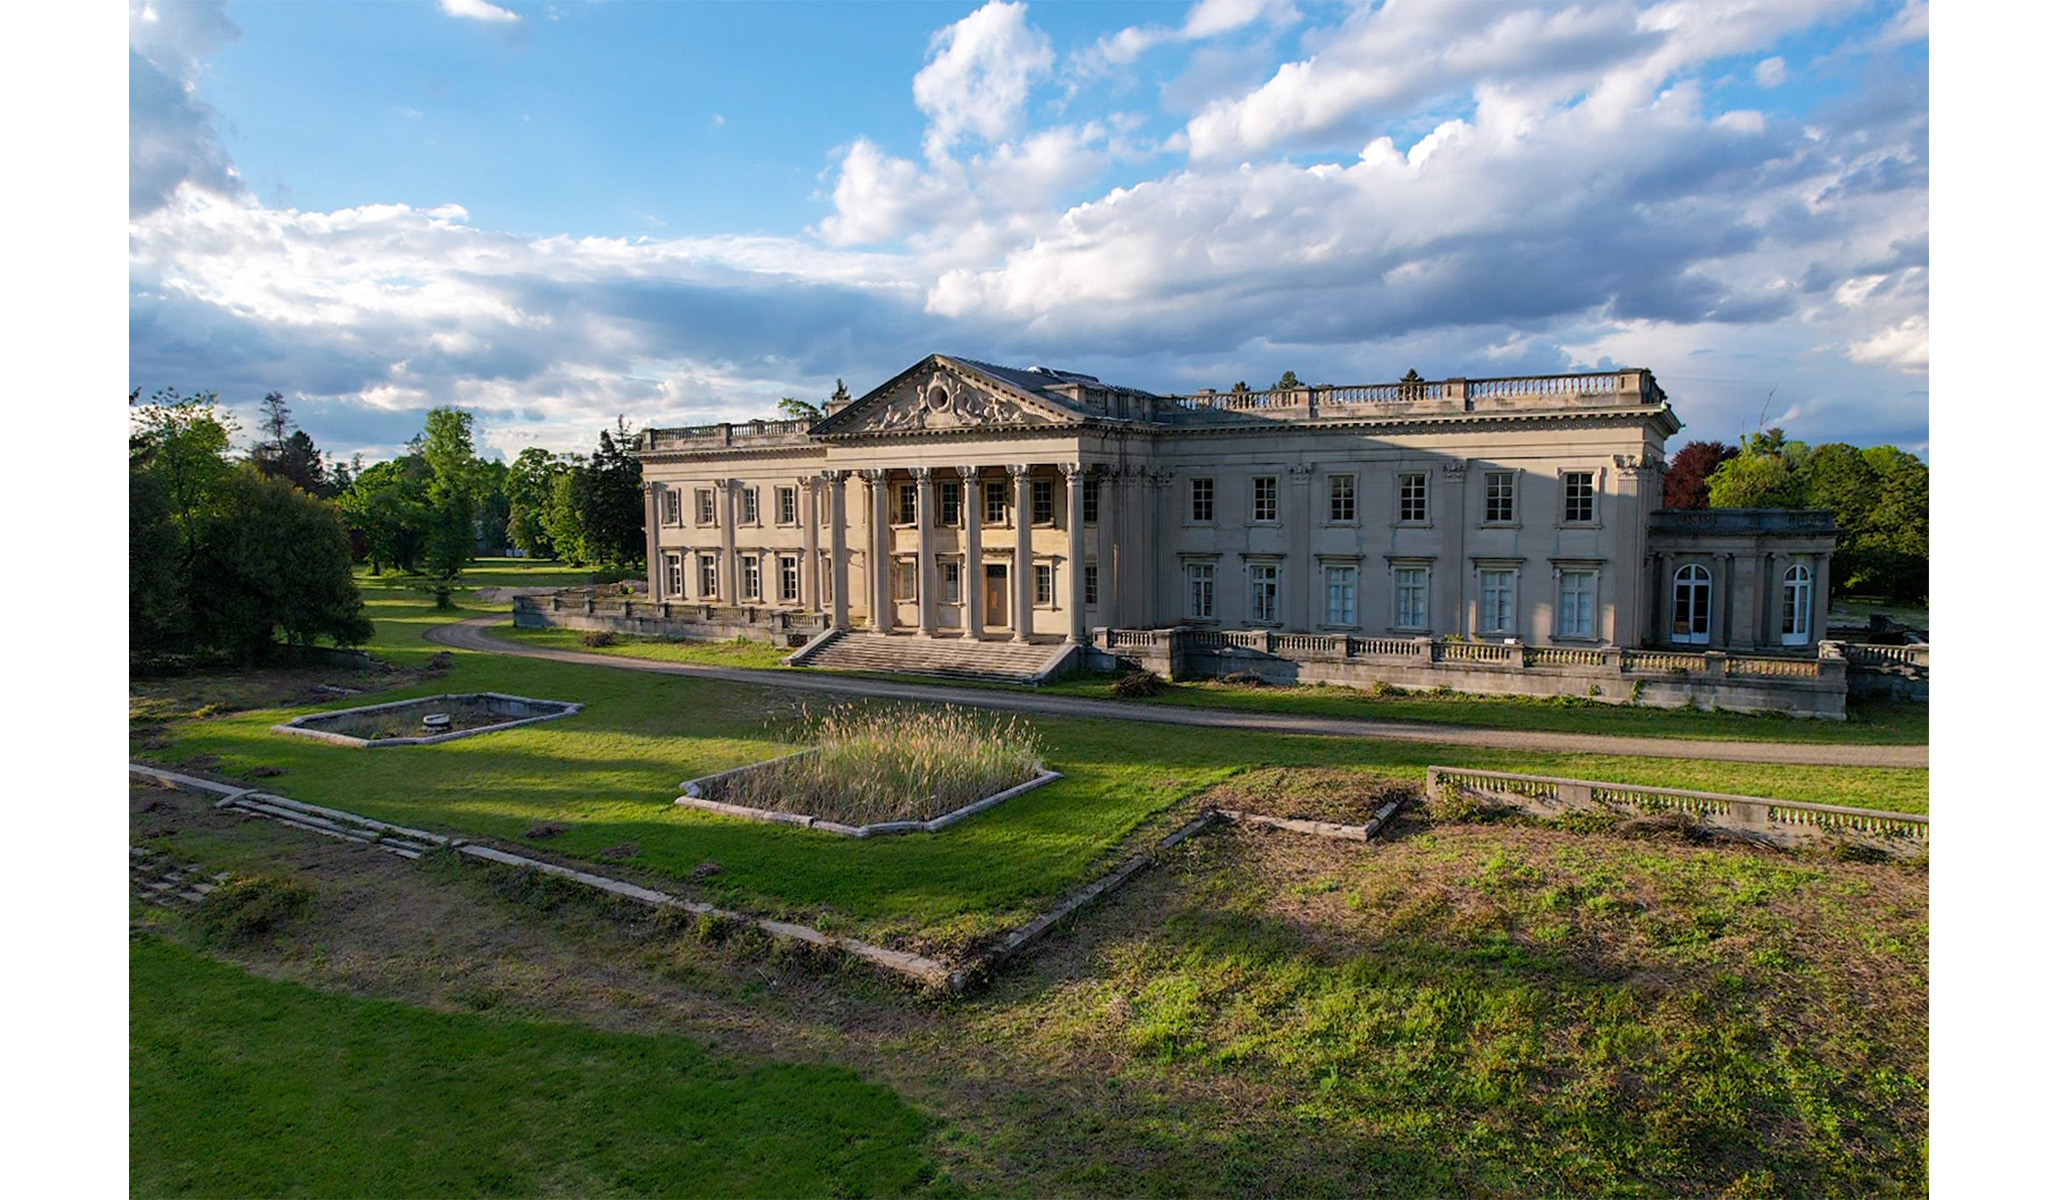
[1663,440,1740,509]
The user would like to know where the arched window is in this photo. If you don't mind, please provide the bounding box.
[1781,564,1813,646]
[1671,564,1711,645]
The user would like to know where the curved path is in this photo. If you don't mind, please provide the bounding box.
[428,617,1927,769]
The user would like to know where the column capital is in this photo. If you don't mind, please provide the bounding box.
[821,468,849,483]
[797,474,818,488]
[860,468,890,484]
[1059,461,1084,480]
[1006,462,1033,481]
[1289,462,1316,482]
[1145,466,1177,488]
[912,465,934,482]
[954,463,980,481]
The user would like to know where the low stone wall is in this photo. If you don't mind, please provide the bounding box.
[1426,765,1927,856]
[1085,628,1849,719]
[1843,643,1929,703]
[514,590,829,647]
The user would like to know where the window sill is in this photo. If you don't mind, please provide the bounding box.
[1393,522,1434,531]
[1318,623,1359,633]
[1321,521,1360,529]
[1478,522,1521,531]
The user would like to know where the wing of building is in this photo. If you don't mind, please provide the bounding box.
[602,354,1849,714]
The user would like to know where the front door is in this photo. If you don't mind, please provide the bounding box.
[984,563,1009,630]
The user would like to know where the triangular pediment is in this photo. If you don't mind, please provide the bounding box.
[815,356,1080,437]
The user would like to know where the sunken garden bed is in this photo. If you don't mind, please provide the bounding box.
[677,704,1058,837]
[272,692,581,747]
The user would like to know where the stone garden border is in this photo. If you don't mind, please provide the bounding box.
[272,692,582,748]
[676,756,1063,838]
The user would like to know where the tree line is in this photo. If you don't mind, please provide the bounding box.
[130,388,649,664]
[1663,430,1928,604]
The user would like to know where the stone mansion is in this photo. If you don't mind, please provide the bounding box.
[526,353,1870,713]
[633,352,1830,642]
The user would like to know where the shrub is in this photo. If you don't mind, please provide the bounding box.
[196,876,313,946]
[712,703,1044,826]
[1113,670,1166,698]
[1221,670,1269,687]
[579,629,618,647]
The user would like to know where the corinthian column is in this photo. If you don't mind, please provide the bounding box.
[957,464,983,639]
[1010,463,1034,643]
[915,467,936,636]
[865,469,892,633]
[826,470,850,630]
[800,475,820,611]
[1062,463,1085,643]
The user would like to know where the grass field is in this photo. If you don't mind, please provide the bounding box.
[129,575,1928,954]
[130,937,944,1198]
[130,777,1928,1198]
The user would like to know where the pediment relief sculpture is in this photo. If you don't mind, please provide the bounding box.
[840,370,1060,434]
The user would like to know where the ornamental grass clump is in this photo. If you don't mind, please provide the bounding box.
[717,703,1044,826]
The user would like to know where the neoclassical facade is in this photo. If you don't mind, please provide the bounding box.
[633,354,1832,656]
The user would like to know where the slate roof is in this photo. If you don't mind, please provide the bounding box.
[944,355,1162,418]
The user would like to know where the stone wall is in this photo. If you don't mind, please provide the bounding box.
[1084,627,1849,719]
[512,591,829,647]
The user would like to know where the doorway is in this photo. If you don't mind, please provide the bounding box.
[984,563,1009,630]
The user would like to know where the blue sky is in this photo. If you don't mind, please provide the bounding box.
[129,0,1929,464]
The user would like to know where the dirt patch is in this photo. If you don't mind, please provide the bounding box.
[130,662,428,727]
[1201,766,1420,824]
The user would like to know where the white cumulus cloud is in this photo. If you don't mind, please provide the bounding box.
[912,1,1054,160]
[439,0,521,24]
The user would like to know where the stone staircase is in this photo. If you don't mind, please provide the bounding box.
[792,631,1075,684]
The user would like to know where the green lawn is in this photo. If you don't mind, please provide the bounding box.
[504,624,793,669]
[971,823,1928,1196]
[131,938,944,1198]
[1035,669,1928,745]
[131,586,1929,953]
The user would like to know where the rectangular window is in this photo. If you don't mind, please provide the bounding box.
[740,488,759,525]
[1035,563,1054,606]
[942,560,962,604]
[697,554,717,598]
[1325,566,1358,627]
[1479,569,1516,635]
[939,480,961,526]
[664,489,682,526]
[1190,477,1214,522]
[1485,471,1516,524]
[664,552,683,598]
[1249,563,1279,624]
[1398,472,1428,523]
[777,486,797,526]
[984,480,1008,525]
[696,489,716,526]
[740,556,761,601]
[1082,481,1098,525]
[1032,478,1055,525]
[1186,562,1215,619]
[894,560,916,601]
[1557,570,1596,637]
[1563,472,1596,523]
[1083,563,1099,606]
[1394,567,1428,630]
[1328,474,1356,523]
[896,483,917,525]
[778,555,800,603]
[1250,475,1278,523]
